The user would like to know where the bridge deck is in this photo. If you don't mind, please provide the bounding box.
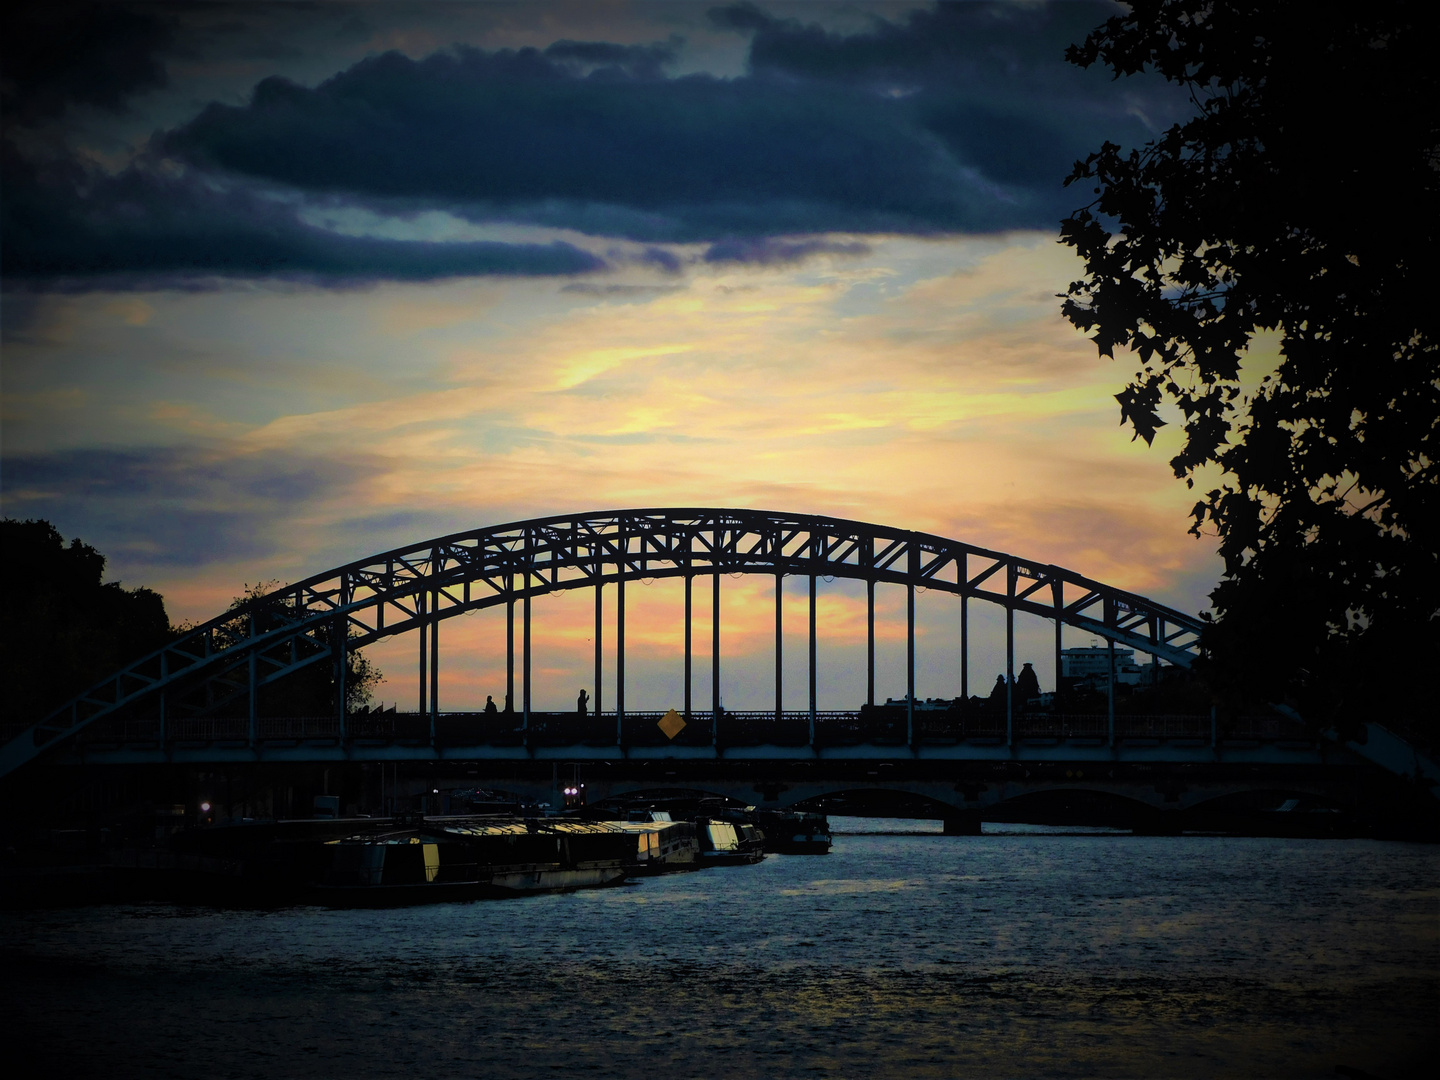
[51,710,1329,767]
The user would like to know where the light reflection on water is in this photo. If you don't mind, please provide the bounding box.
[2,832,1436,1079]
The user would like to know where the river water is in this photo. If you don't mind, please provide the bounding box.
[3,823,1436,1079]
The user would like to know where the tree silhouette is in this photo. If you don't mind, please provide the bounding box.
[1,518,173,726]
[215,580,382,717]
[1060,1,1438,743]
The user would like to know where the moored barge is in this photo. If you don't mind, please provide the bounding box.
[613,811,702,873]
[312,819,633,905]
[696,818,766,865]
[754,810,832,854]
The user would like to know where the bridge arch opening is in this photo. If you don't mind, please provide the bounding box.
[985,788,1159,830]
[590,787,752,813]
[787,788,966,821]
[1179,788,1359,836]
[1188,789,1351,814]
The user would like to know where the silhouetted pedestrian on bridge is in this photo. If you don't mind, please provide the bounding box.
[484,695,497,715]
[577,688,589,716]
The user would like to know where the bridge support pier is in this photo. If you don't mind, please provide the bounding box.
[809,573,817,744]
[429,596,438,725]
[1053,581,1063,711]
[906,581,915,745]
[594,576,602,718]
[684,573,692,719]
[523,534,533,733]
[335,618,347,740]
[247,648,257,748]
[712,570,720,740]
[506,596,514,713]
[1107,639,1116,747]
[1005,566,1014,749]
[523,592,531,732]
[617,539,626,737]
[418,589,427,718]
[866,577,875,707]
[943,812,982,836]
[960,591,968,704]
[774,570,783,724]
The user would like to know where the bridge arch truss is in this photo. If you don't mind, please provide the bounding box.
[2,508,1206,777]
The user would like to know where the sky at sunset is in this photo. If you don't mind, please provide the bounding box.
[2,1,1233,712]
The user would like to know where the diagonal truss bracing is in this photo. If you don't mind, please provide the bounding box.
[0,508,1206,778]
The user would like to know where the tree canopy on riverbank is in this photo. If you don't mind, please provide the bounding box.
[0,519,381,727]
[1060,0,1438,748]
[1,518,173,726]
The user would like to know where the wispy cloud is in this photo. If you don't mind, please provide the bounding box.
[2,233,1218,645]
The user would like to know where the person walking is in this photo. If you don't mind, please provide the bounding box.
[577,688,590,716]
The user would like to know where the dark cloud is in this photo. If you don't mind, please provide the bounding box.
[3,2,1186,287]
[0,138,606,289]
[715,1,1109,84]
[161,45,978,242]
[153,6,1180,244]
[717,1,1187,191]
[543,37,680,79]
[633,246,684,274]
[706,3,773,34]
[702,237,870,265]
[0,445,371,569]
[1,3,175,126]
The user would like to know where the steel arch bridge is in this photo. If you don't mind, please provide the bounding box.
[1,508,1208,779]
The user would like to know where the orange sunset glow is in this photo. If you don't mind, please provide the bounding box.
[2,1,1216,712]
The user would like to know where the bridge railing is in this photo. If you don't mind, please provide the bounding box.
[64,708,1310,749]
[1111,714,1210,740]
[1212,715,1312,742]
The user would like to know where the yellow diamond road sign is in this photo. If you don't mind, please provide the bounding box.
[657,709,686,740]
